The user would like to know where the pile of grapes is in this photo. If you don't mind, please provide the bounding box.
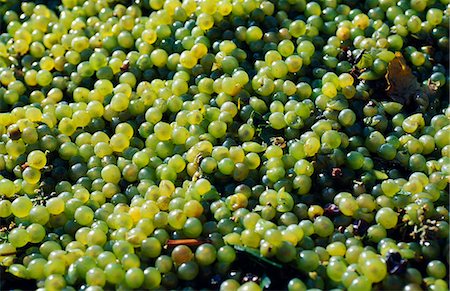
[0,0,448,290]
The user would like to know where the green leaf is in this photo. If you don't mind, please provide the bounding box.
[234,245,283,269]
[260,274,271,289]
[373,170,389,180]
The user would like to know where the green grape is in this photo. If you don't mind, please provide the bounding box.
[177,261,199,281]
[26,223,46,243]
[381,179,400,197]
[427,260,447,279]
[313,216,334,237]
[154,255,173,274]
[426,8,443,26]
[348,276,371,291]
[143,267,161,289]
[218,158,235,175]
[0,179,15,198]
[11,196,33,218]
[46,197,65,215]
[105,263,125,285]
[86,228,107,247]
[346,151,365,170]
[221,279,241,291]
[237,281,261,291]
[183,217,202,238]
[139,238,160,258]
[45,274,67,290]
[8,228,30,248]
[322,82,337,98]
[338,109,356,127]
[217,245,236,264]
[121,253,141,270]
[375,207,398,229]
[327,258,347,282]
[171,245,193,266]
[39,241,62,259]
[167,209,187,230]
[321,130,341,149]
[208,121,227,138]
[296,250,320,272]
[22,167,41,184]
[27,258,46,280]
[361,258,387,283]
[101,164,121,184]
[125,267,144,289]
[0,200,12,217]
[74,206,94,226]
[86,267,106,287]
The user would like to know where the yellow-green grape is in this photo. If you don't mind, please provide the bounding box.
[381,179,400,197]
[322,82,337,98]
[26,223,46,243]
[27,150,47,170]
[110,93,129,112]
[154,122,172,141]
[101,164,121,184]
[285,55,303,73]
[375,207,398,229]
[8,228,30,248]
[402,113,425,133]
[110,133,130,153]
[180,51,197,68]
[327,242,347,257]
[25,107,43,122]
[338,197,359,216]
[150,49,168,68]
[0,179,16,198]
[0,200,12,217]
[22,167,41,184]
[46,197,65,215]
[94,142,113,158]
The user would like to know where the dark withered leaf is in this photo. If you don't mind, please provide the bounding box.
[385,53,421,106]
[353,219,369,236]
[386,251,408,275]
[257,125,283,145]
[324,204,341,217]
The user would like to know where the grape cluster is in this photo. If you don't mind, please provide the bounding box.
[0,0,448,290]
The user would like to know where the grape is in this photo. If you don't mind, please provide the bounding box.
[143,267,161,289]
[313,216,334,237]
[26,223,46,244]
[327,258,347,282]
[125,267,144,289]
[74,206,94,226]
[85,267,106,287]
[11,196,33,218]
[171,245,193,266]
[0,200,12,217]
[426,260,447,279]
[361,258,387,283]
[348,276,371,291]
[220,279,241,291]
[375,207,398,229]
[104,263,125,285]
[287,278,306,291]
[8,228,30,248]
[296,250,320,272]
[177,261,199,281]
[45,274,66,290]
